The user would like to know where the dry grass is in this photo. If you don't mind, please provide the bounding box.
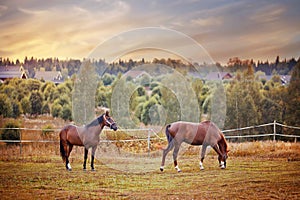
[1,117,300,199]
[0,146,299,199]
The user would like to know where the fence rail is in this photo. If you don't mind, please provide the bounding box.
[0,121,299,147]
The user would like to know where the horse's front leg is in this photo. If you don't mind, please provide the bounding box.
[212,144,226,169]
[200,143,208,170]
[83,148,88,171]
[91,146,97,171]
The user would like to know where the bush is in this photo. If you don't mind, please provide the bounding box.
[61,105,72,121]
[1,121,21,144]
[41,124,54,139]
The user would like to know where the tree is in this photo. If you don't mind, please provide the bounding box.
[1,121,20,144]
[12,101,21,118]
[285,61,300,126]
[20,97,31,115]
[42,103,50,114]
[0,94,12,117]
[61,105,72,121]
[51,102,62,118]
[30,91,43,115]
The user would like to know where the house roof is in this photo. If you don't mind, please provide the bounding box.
[258,75,291,85]
[124,70,150,79]
[0,65,22,72]
[205,72,233,80]
[0,65,27,80]
[35,71,63,83]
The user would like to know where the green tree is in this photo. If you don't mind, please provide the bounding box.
[102,73,115,86]
[61,104,72,121]
[225,68,261,129]
[0,94,12,117]
[20,97,31,115]
[51,101,63,118]
[30,91,43,115]
[42,103,50,114]
[12,101,21,118]
[1,121,20,144]
[285,61,300,126]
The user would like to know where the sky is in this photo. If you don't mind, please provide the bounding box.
[0,0,299,65]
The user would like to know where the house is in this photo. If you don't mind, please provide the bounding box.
[35,71,64,84]
[124,70,150,81]
[0,65,28,82]
[258,75,291,85]
[204,72,233,81]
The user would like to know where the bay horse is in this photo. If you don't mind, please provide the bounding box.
[59,111,117,171]
[160,120,229,172]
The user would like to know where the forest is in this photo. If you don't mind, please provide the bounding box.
[0,56,299,133]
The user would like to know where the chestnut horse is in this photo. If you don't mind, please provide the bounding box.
[160,120,229,172]
[59,111,117,171]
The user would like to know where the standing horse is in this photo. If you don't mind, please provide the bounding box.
[160,120,229,172]
[59,111,117,171]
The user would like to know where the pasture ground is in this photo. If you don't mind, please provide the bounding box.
[0,142,300,199]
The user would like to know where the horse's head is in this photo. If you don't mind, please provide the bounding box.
[102,110,118,131]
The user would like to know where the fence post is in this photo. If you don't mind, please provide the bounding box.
[19,128,22,155]
[273,120,276,141]
[147,129,151,157]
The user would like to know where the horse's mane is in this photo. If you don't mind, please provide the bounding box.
[86,114,104,128]
[220,133,228,151]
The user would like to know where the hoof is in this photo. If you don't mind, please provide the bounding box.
[220,166,226,169]
[175,166,181,173]
[200,166,204,170]
[67,168,72,171]
[91,169,96,171]
[83,168,87,171]
[159,166,164,172]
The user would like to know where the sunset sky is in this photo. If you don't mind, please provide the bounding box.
[0,0,299,64]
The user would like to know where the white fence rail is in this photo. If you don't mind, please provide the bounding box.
[0,121,299,154]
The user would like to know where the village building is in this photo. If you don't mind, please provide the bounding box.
[34,71,64,85]
[0,65,28,82]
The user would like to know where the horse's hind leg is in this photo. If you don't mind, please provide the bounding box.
[173,142,182,172]
[66,144,73,171]
[200,143,208,170]
[160,141,174,171]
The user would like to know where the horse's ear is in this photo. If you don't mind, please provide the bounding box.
[227,150,230,153]
[105,110,110,117]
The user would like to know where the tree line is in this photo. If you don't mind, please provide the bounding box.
[0,58,299,135]
[0,56,298,80]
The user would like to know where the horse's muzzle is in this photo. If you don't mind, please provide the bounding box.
[111,123,117,131]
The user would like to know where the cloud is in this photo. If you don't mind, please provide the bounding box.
[250,4,286,24]
[191,17,222,27]
[0,0,299,64]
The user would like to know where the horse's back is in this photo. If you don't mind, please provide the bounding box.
[168,120,224,146]
[60,124,84,146]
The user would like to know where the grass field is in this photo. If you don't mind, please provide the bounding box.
[0,142,300,199]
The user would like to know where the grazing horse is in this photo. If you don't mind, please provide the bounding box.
[59,111,117,171]
[160,120,229,172]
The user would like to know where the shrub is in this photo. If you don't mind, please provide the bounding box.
[61,105,72,121]
[41,124,54,139]
[1,121,21,144]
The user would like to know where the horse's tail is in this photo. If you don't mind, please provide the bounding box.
[165,124,174,148]
[59,127,67,162]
